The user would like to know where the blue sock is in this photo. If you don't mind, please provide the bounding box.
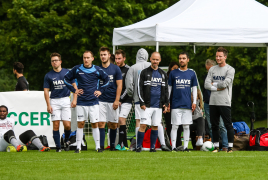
[137,131,145,148]
[53,130,61,149]
[150,130,158,149]
[99,128,105,147]
[110,129,117,148]
[64,129,71,142]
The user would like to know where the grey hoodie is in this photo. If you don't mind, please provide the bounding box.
[125,48,151,103]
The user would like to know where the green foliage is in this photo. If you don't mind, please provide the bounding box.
[0,0,267,122]
[0,69,17,91]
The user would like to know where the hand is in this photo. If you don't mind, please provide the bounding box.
[94,90,101,97]
[163,105,168,114]
[113,100,119,110]
[75,89,84,96]
[217,88,225,91]
[141,105,146,111]
[47,105,53,114]
[167,103,170,113]
[71,99,77,108]
[192,103,196,112]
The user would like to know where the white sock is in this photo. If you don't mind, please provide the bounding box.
[10,138,20,148]
[92,128,100,150]
[183,125,190,149]
[32,138,44,150]
[135,127,140,148]
[158,124,165,146]
[107,129,110,146]
[196,137,203,146]
[171,125,178,149]
[76,128,83,150]
[214,142,219,147]
[228,143,233,148]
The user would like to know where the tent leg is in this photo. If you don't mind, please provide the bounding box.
[113,46,115,54]
[267,47,268,128]
[156,41,159,52]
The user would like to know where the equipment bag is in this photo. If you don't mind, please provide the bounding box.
[26,135,49,150]
[249,127,267,146]
[233,132,249,151]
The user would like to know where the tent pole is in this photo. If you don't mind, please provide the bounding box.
[113,46,115,54]
[156,41,159,52]
[267,46,268,128]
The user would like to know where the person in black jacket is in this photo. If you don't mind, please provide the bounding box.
[136,52,169,152]
[13,62,29,91]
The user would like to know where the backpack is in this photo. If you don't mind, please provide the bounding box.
[61,131,87,150]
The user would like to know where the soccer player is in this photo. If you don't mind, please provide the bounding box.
[13,62,29,91]
[204,47,235,153]
[98,47,122,151]
[44,52,76,152]
[64,51,110,153]
[114,49,132,150]
[168,52,198,152]
[0,105,50,152]
[136,52,169,152]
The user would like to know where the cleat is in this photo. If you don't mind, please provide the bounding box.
[64,141,70,151]
[212,147,220,153]
[39,146,50,152]
[96,148,103,153]
[149,148,156,152]
[110,147,117,151]
[136,147,142,153]
[74,149,81,153]
[105,146,110,150]
[56,148,62,152]
[16,145,24,152]
[183,148,190,152]
[115,144,121,151]
[120,146,127,151]
[227,147,233,153]
[176,146,184,151]
[172,148,178,152]
[161,145,171,151]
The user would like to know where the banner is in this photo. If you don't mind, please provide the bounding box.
[0,91,64,148]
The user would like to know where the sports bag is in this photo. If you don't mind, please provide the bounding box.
[233,132,249,151]
[249,127,267,146]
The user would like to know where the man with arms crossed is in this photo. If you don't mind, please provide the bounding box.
[64,51,110,153]
[136,52,169,152]
[205,47,235,153]
[44,53,76,152]
[168,52,197,152]
[114,49,132,151]
[98,47,122,151]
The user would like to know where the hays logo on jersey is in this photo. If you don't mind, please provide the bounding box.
[175,78,191,89]
[213,76,225,81]
[151,77,162,87]
[52,80,66,89]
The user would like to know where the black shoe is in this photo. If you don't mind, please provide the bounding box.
[172,148,178,152]
[177,146,184,151]
[149,148,156,152]
[64,141,70,151]
[74,149,81,153]
[183,148,190,152]
[110,147,117,151]
[136,147,142,153]
[227,147,233,153]
[161,145,171,151]
[96,148,103,153]
[56,148,61,152]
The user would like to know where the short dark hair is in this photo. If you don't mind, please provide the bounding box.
[179,51,190,59]
[110,54,115,64]
[217,47,228,57]
[167,62,179,77]
[50,52,61,60]
[13,62,24,74]
[83,50,94,57]
[99,47,110,54]
[115,49,126,58]
[0,105,8,112]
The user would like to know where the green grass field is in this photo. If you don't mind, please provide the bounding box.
[1,120,267,180]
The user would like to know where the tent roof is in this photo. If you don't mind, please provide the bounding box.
[113,0,268,47]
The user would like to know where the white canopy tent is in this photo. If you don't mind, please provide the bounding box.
[112,0,268,125]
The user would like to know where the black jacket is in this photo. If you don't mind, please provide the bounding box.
[119,64,132,103]
[138,66,169,108]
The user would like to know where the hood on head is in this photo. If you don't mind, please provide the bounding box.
[136,48,148,63]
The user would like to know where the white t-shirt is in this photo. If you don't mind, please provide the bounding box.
[0,117,15,136]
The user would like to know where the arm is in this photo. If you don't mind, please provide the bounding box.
[44,88,52,114]
[163,72,169,113]
[204,70,214,91]
[138,70,146,109]
[217,68,235,89]
[98,69,110,94]
[113,80,122,110]
[71,82,78,108]
[125,67,134,97]
[64,68,77,93]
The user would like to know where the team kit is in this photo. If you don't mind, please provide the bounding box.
[0,46,235,153]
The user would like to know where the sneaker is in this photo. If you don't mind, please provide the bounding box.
[39,146,50,152]
[212,147,220,153]
[115,144,121,150]
[74,149,81,153]
[56,148,61,152]
[16,145,24,152]
[227,147,233,153]
[172,148,178,152]
[222,147,228,152]
[161,145,171,151]
[120,146,127,151]
[96,148,103,153]
[105,146,110,150]
[183,148,190,152]
[149,148,156,152]
[136,147,142,153]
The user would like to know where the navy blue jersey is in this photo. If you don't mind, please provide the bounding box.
[99,63,122,103]
[64,64,110,106]
[168,69,198,109]
[150,70,162,108]
[43,68,74,99]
